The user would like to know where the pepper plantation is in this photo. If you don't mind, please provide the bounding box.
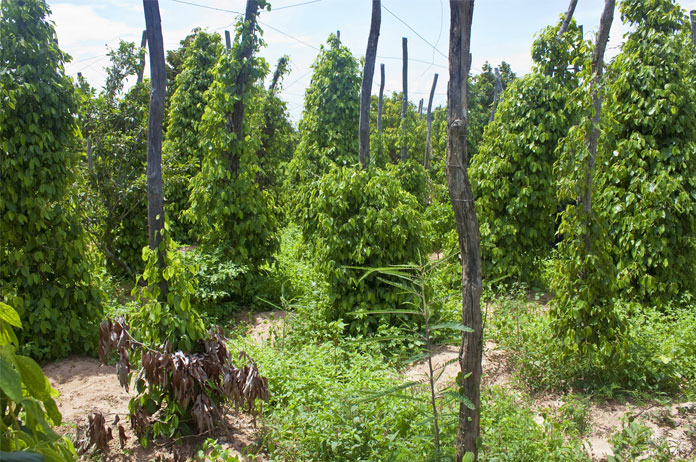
[1,0,696,461]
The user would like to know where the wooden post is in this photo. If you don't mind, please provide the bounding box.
[582,0,615,251]
[227,0,260,174]
[400,36,408,162]
[418,98,423,118]
[378,63,385,135]
[137,29,147,83]
[690,10,695,45]
[490,67,503,121]
[143,0,167,299]
[225,30,231,49]
[446,1,481,461]
[558,0,578,37]
[359,0,381,170]
[337,30,340,40]
[424,73,438,171]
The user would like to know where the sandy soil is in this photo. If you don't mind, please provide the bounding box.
[43,359,264,461]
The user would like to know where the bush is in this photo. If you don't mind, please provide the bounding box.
[0,0,103,360]
[297,166,429,334]
[0,302,78,460]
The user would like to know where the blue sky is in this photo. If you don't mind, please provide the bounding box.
[47,0,696,121]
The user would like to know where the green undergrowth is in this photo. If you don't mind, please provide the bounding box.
[487,292,696,399]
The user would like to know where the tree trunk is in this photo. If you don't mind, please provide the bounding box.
[424,73,438,171]
[143,0,167,299]
[137,30,147,83]
[558,0,578,37]
[359,0,381,170]
[400,37,408,162]
[446,1,481,461]
[582,0,615,251]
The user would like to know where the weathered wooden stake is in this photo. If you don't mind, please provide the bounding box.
[225,30,231,49]
[400,36,408,162]
[558,0,578,37]
[582,0,615,251]
[143,0,167,299]
[418,98,423,118]
[137,29,147,83]
[359,0,381,169]
[446,1,481,460]
[490,67,503,121]
[378,63,385,135]
[424,73,438,171]
[690,10,695,45]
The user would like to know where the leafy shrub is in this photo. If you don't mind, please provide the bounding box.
[79,70,150,276]
[297,166,428,333]
[179,247,247,312]
[387,159,430,209]
[0,0,103,360]
[0,302,78,460]
[186,15,278,269]
[598,0,696,302]
[164,29,224,240]
[470,19,586,283]
[288,33,360,184]
[129,235,207,352]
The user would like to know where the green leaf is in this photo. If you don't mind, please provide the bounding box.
[0,355,23,402]
[0,302,22,328]
[15,354,53,401]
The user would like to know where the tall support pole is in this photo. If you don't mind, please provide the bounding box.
[582,0,615,251]
[377,63,385,135]
[225,30,231,49]
[558,0,579,37]
[690,10,695,45]
[424,73,438,171]
[490,67,503,121]
[400,37,408,162]
[418,98,424,118]
[227,0,260,174]
[446,1,481,460]
[137,29,147,83]
[143,0,167,299]
[359,0,381,169]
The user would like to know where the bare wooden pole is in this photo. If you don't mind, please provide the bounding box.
[400,37,408,162]
[137,29,147,83]
[446,1,481,461]
[690,10,695,45]
[558,0,579,37]
[418,98,424,118]
[143,0,167,298]
[490,67,503,121]
[424,73,438,171]
[377,63,385,135]
[359,0,381,169]
[582,0,615,251]
[225,30,231,49]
